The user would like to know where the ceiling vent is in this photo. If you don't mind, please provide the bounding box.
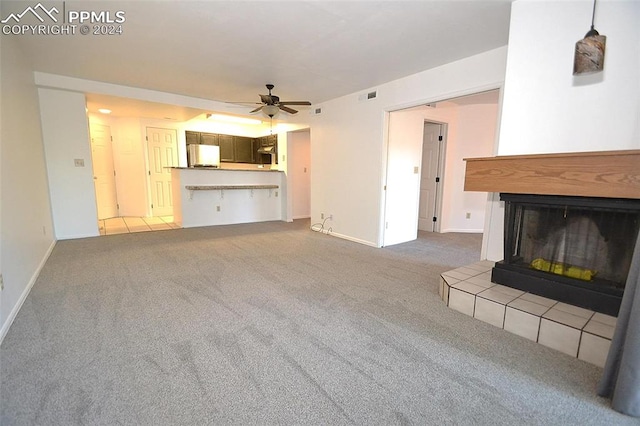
[313,107,322,115]
[358,90,378,102]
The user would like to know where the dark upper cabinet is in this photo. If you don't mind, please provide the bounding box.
[200,133,219,145]
[234,136,254,163]
[185,131,277,164]
[259,135,277,147]
[218,135,235,162]
[185,131,200,145]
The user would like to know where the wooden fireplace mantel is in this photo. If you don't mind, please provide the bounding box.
[463,150,640,199]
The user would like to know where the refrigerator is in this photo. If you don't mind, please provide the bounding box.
[188,144,220,168]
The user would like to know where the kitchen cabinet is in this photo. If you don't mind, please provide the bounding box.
[184,131,278,164]
[185,131,200,145]
[218,135,235,162]
[258,135,277,147]
[234,136,254,163]
[200,133,219,146]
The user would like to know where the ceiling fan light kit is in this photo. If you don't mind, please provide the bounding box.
[262,105,280,118]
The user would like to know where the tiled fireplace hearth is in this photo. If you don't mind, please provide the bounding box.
[457,150,639,367]
[439,261,616,367]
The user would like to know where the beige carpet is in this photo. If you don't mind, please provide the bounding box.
[0,220,631,425]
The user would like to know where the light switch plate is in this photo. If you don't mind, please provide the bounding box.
[74,159,85,167]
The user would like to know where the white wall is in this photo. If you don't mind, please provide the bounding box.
[499,0,639,154]
[39,88,99,239]
[483,0,640,261]
[0,36,55,341]
[444,103,498,232]
[311,47,507,246]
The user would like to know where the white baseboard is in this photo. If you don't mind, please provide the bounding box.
[319,230,378,247]
[0,240,56,344]
[441,228,484,234]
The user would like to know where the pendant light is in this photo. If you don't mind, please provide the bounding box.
[573,0,606,75]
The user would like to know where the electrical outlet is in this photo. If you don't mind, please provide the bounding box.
[216,205,221,212]
[321,213,324,219]
[328,214,333,220]
[74,158,85,167]
[466,212,471,219]
[0,274,4,291]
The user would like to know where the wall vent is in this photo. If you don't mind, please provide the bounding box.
[314,107,322,115]
[358,90,378,102]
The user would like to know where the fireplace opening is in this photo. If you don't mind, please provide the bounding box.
[492,193,640,316]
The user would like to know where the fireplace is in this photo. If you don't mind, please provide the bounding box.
[463,149,640,317]
[492,193,640,316]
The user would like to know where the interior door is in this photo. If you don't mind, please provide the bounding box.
[418,122,443,231]
[146,127,178,217]
[382,109,424,246]
[90,123,118,219]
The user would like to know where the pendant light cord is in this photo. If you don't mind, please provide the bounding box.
[590,0,597,30]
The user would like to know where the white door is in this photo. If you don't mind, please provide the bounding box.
[146,127,178,217]
[90,124,118,219]
[418,122,443,231]
[382,109,425,246]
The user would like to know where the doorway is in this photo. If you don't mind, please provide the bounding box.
[382,89,500,246]
[146,127,178,217]
[418,122,445,232]
[90,123,119,219]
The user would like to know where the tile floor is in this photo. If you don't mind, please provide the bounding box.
[98,216,180,235]
[440,261,617,368]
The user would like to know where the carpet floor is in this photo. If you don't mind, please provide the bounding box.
[0,220,634,425]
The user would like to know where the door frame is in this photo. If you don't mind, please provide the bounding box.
[379,84,503,247]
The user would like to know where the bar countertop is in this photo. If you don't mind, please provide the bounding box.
[169,167,282,173]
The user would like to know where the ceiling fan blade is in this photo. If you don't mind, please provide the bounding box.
[260,94,276,105]
[278,105,298,114]
[250,106,264,113]
[278,101,312,106]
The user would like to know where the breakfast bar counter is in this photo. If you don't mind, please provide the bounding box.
[171,167,286,228]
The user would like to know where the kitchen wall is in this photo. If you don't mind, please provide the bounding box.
[0,36,55,341]
[483,0,640,261]
[87,113,304,220]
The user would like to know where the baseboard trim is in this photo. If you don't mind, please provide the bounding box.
[440,228,484,234]
[321,230,378,248]
[0,239,56,345]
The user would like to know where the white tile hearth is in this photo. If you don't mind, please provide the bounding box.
[439,261,617,368]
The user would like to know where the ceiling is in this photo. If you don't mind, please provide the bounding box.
[3,0,512,118]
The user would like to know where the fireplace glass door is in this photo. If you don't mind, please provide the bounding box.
[494,194,640,315]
